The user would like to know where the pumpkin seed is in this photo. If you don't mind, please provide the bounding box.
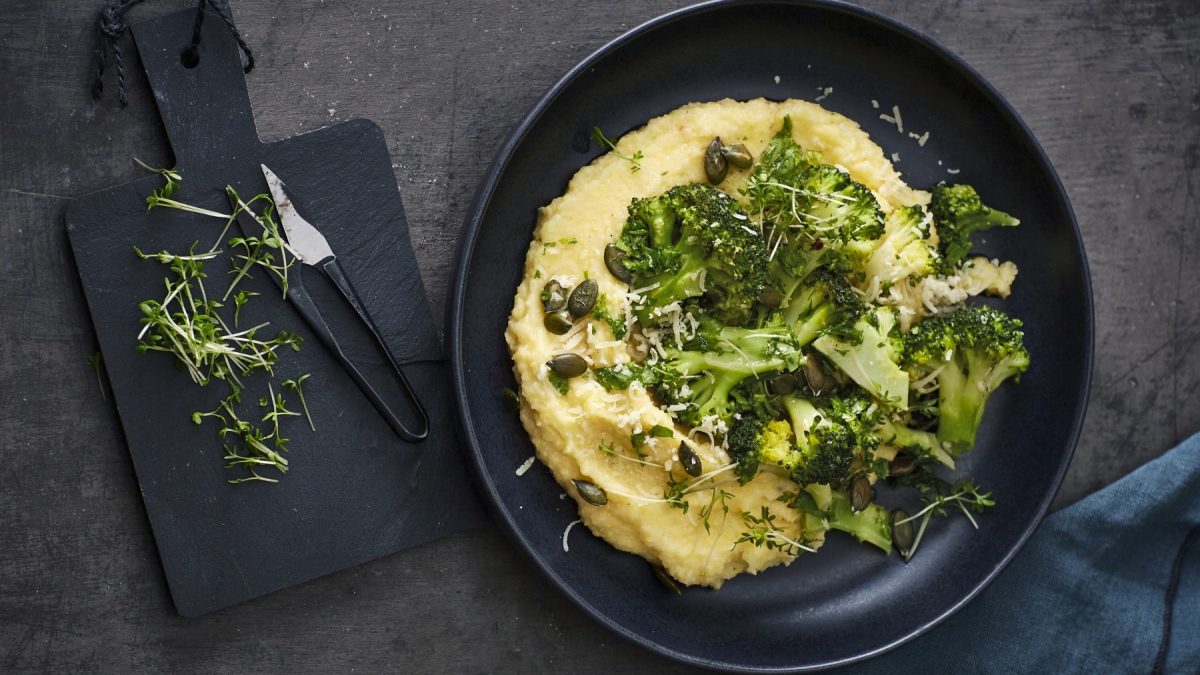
[758,286,783,308]
[678,441,702,477]
[546,353,587,378]
[604,244,633,284]
[572,478,608,506]
[767,372,798,395]
[541,280,567,312]
[850,476,873,512]
[500,387,521,412]
[892,509,915,557]
[543,312,573,335]
[722,143,753,169]
[889,453,916,477]
[803,356,831,395]
[704,137,729,184]
[567,278,598,319]
[651,564,682,594]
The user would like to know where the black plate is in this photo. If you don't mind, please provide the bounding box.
[448,0,1092,670]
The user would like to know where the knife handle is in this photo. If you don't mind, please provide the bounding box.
[289,276,430,443]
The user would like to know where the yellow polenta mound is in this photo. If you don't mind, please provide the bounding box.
[505,98,926,586]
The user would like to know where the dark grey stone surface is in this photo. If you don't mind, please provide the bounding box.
[0,0,1196,671]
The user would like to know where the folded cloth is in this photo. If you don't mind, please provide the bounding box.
[849,432,1200,674]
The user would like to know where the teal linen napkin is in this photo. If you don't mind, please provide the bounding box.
[849,433,1200,674]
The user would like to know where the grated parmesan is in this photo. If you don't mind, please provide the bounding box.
[562,519,582,552]
[515,455,537,476]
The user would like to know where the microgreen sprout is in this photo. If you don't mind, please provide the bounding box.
[232,290,257,326]
[223,187,296,300]
[733,506,817,556]
[87,351,106,400]
[282,374,315,431]
[134,166,316,485]
[892,478,995,561]
[134,157,181,201]
[698,488,732,534]
[592,126,644,173]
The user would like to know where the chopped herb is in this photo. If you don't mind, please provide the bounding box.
[599,440,617,456]
[649,424,674,438]
[630,431,647,455]
[593,294,628,339]
[592,362,652,390]
[548,371,570,395]
[541,237,579,255]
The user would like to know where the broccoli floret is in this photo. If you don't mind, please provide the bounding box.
[863,204,939,296]
[813,306,910,409]
[617,183,768,326]
[903,305,1030,453]
[929,183,1020,273]
[727,394,874,487]
[726,417,797,484]
[783,395,880,488]
[651,316,802,428]
[779,268,865,346]
[743,117,884,275]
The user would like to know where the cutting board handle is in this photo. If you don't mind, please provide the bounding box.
[132,8,259,169]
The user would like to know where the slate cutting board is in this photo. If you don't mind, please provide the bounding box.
[65,7,487,617]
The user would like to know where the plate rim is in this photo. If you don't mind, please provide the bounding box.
[447,0,1095,670]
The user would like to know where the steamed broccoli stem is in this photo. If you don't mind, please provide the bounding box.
[876,419,955,468]
[783,395,824,435]
[828,490,892,553]
[813,308,909,409]
[782,281,827,339]
[635,194,678,249]
[936,349,1028,452]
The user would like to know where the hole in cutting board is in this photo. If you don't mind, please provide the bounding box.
[180,47,199,69]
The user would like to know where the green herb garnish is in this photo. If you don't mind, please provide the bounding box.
[283,374,315,432]
[733,506,815,556]
[592,126,644,173]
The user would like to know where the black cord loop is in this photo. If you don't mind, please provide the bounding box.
[91,0,254,107]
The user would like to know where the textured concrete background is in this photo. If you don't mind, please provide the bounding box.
[1,0,1197,671]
